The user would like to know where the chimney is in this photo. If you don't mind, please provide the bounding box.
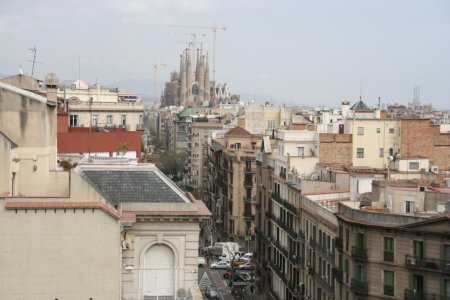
[45,73,59,103]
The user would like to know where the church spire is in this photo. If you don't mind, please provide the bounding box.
[204,53,210,101]
[179,52,186,105]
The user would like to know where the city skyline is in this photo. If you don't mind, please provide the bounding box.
[1,0,449,108]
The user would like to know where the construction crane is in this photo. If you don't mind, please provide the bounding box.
[170,24,226,82]
[124,61,166,102]
[172,32,206,53]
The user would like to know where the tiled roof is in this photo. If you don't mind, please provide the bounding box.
[224,126,253,137]
[78,167,188,205]
[350,99,370,111]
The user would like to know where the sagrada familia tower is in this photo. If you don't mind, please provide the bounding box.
[160,48,212,108]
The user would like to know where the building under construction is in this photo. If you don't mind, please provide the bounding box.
[160,48,212,108]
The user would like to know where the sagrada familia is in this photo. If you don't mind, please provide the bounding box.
[160,48,212,108]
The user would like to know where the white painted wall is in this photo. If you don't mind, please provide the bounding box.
[0,200,120,300]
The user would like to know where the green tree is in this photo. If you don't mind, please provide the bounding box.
[154,150,186,182]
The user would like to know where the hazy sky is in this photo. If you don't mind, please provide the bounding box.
[1,0,449,108]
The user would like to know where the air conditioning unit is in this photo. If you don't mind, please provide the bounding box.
[431,166,439,174]
[407,257,417,265]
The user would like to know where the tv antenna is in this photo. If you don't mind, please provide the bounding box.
[27,46,42,77]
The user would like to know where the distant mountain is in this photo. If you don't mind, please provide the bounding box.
[107,78,165,103]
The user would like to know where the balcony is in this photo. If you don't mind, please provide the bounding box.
[384,285,394,296]
[384,251,394,262]
[404,289,448,300]
[314,273,334,293]
[333,268,343,283]
[288,253,302,268]
[268,286,283,300]
[309,238,318,249]
[272,238,289,258]
[351,279,368,295]
[244,180,253,188]
[245,167,255,174]
[269,261,289,286]
[243,209,252,219]
[243,196,255,204]
[283,200,297,214]
[317,244,335,263]
[351,246,368,261]
[405,255,450,274]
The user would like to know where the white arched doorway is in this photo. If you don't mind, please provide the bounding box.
[143,244,175,299]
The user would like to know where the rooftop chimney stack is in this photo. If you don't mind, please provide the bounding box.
[45,73,59,103]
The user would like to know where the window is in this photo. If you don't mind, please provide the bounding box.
[268,120,275,129]
[406,200,415,213]
[356,264,366,282]
[92,114,98,126]
[356,148,364,158]
[106,115,113,125]
[413,241,424,259]
[389,128,394,134]
[389,148,394,156]
[69,115,78,127]
[229,219,234,234]
[376,128,381,134]
[384,237,394,262]
[379,148,384,157]
[357,127,364,135]
[344,259,349,282]
[121,115,127,127]
[298,147,305,156]
[356,233,365,249]
[235,143,241,149]
[409,162,419,170]
[383,270,394,296]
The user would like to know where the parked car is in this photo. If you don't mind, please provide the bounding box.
[241,252,254,261]
[233,259,247,266]
[232,272,252,282]
[238,262,254,270]
[198,257,206,267]
[234,251,247,259]
[205,285,219,298]
[210,261,231,269]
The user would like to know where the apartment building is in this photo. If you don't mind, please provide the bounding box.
[255,130,351,300]
[255,136,278,298]
[61,79,144,131]
[335,180,450,300]
[212,126,261,246]
[187,118,222,197]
